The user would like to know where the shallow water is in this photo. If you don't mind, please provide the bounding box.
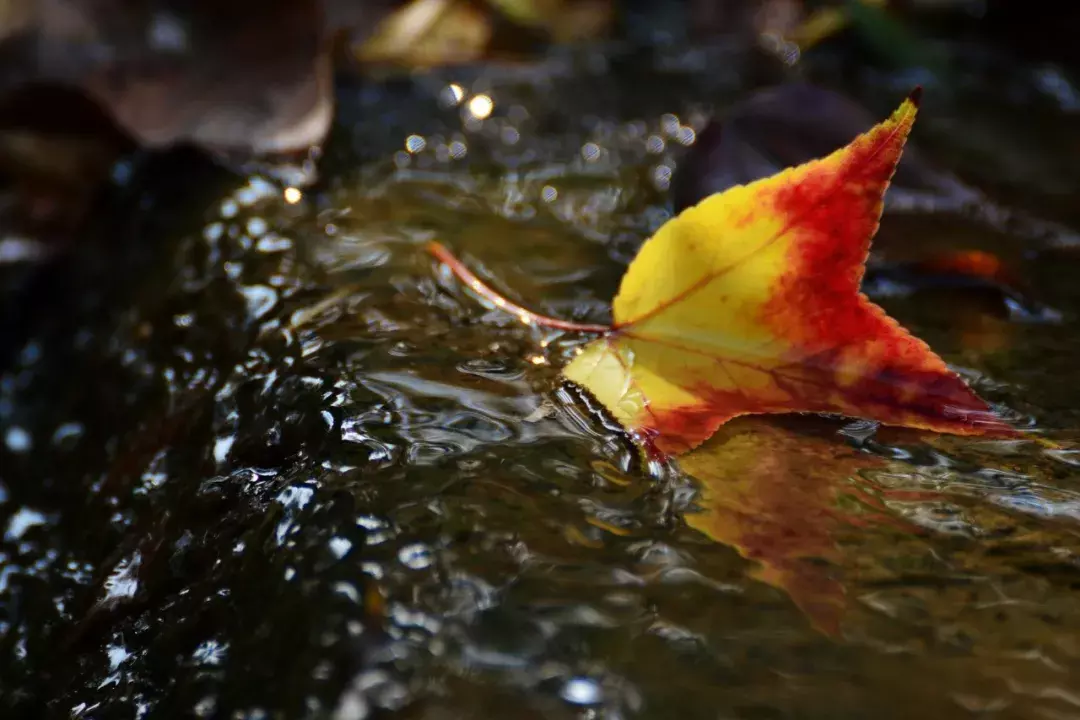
[2,39,1080,719]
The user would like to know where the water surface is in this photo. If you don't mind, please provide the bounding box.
[2,39,1080,719]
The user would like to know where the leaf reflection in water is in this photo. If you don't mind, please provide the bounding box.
[679,417,935,636]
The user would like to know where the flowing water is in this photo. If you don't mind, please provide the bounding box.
[2,38,1080,719]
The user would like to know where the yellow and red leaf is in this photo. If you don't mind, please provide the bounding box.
[561,89,1014,455]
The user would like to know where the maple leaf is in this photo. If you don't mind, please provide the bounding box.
[561,89,1014,455]
[427,88,1016,457]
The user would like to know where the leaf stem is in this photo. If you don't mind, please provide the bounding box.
[425,241,612,334]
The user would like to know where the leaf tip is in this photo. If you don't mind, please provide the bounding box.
[908,85,923,108]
